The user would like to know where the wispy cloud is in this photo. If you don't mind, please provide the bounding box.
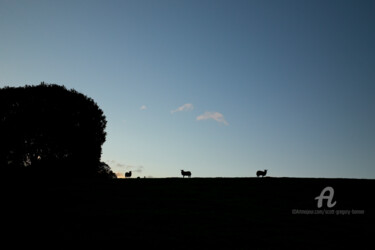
[140,105,147,110]
[196,112,229,125]
[130,165,144,173]
[171,103,194,114]
[109,160,144,174]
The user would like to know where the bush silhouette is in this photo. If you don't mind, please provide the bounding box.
[0,83,114,179]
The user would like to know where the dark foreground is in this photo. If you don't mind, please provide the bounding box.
[5,177,374,248]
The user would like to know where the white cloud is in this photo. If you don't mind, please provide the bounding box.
[140,105,147,110]
[171,103,194,114]
[196,112,229,125]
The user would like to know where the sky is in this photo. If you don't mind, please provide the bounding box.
[1,0,374,178]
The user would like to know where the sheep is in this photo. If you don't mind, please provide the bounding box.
[125,171,132,178]
[181,170,191,178]
[256,169,267,177]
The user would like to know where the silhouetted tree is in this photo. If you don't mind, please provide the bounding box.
[0,83,110,179]
[97,162,117,179]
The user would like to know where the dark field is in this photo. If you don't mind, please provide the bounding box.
[6,177,374,248]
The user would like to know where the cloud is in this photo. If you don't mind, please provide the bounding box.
[108,160,144,174]
[130,165,144,173]
[140,105,147,110]
[196,112,229,125]
[171,103,194,114]
[116,162,126,168]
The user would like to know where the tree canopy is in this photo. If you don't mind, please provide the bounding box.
[0,83,115,179]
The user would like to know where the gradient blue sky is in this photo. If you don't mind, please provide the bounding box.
[1,0,374,178]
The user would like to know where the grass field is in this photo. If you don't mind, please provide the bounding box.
[6,177,374,248]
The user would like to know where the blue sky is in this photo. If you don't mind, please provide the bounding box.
[1,0,374,178]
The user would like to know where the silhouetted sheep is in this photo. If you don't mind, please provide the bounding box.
[256,169,267,177]
[125,171,132,178]
[181,170,191,178]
